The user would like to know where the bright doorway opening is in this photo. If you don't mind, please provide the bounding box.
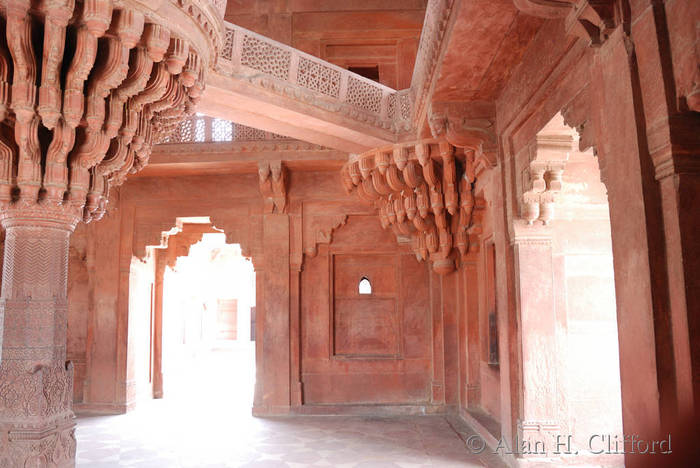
[161,233,256,414]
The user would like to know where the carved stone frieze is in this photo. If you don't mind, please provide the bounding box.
[341,138,478,274]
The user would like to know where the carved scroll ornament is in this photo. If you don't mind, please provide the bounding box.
[341,138,478,275]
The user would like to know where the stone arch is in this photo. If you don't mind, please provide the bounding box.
[127,212,263,404]
[510,112,623,461]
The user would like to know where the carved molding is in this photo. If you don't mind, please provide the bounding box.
[561,86,595,152]
[513,0,618,46]
[258,160,288,214]
[409,0,458,128]
[341,138,479,275]
[156,139,328,154]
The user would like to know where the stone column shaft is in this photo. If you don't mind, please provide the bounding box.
[0,218,76,468]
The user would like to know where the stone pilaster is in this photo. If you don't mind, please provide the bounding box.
[511,225,561,458]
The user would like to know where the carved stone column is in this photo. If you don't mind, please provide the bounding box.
[511,225,561,459]
[0,0,221,463]
[0,210,79,468]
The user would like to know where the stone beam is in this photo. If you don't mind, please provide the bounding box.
[198,22,413,153]
[141,140,348,177]
[200,73,395,153]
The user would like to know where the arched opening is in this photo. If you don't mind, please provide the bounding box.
[513,113,623,464]
[122,217,258,417]
[161,233,256,411]
[358,276,372,295]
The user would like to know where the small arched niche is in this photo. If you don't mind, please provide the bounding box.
[358,276,372,295]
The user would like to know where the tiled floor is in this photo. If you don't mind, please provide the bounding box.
[76,344,499,467]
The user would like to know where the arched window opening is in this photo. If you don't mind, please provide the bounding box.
[358,276,372,295]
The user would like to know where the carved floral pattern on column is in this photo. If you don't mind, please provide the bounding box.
[0,0,206,226]
[341,138,478,274]
[0,222,76,467]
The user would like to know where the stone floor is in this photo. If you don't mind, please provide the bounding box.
[76,343,499,467]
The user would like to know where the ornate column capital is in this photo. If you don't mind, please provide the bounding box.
[0,203,81,232]
[341,137,482,275]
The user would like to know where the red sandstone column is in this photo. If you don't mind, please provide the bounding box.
[591,26,665,447]
[252,213,291,415]
[462,261,480,408]
[152,249,167,399]
[512,227,560,457]
[0,212,79,467]
[629,0,698,417]
[429,269,446,406]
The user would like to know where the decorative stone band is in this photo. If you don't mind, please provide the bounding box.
[409,0,457,126]
[341,138,480,275]
[217,21,413,132]
[0,0,210,225]
[0,220,72,364]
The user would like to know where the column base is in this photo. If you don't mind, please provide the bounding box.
[0,419,76,468]
[0,362,76,467]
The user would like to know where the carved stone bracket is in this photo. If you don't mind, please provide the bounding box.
[561,86,595,152]
[513,0,617,46]
[427,101,498,174]
[258,160,288,214]
[0,0,218,228]
[303,215,348,258]
[341,138,478,274]
[520,129,571,225]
